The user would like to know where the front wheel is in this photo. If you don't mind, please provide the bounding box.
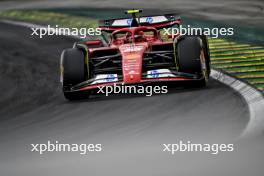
[60,48,89,100]
[175,36,209,87]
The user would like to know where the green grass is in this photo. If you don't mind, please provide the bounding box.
[246,78,264,84]
[0,9,263,92]
[213,61,264,68]
[211,58,264,64]
[225,66,264,73]
[209,38,264,91]
[0,10,98,29]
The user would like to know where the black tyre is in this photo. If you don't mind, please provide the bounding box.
[200,35,211,76]
[176,36,209,87]
[61,48,87,100]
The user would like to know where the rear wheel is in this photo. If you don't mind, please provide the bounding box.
[175,36,209,87]
[61,48,88,100]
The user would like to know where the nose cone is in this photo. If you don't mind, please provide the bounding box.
[123,53,142,83]
[119,44,146,83]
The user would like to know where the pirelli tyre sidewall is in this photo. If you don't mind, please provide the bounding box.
[60,48,87,100]
[176,36,209,87]
[201,35,211,77]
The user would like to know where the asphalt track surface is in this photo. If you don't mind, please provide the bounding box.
[1,20,263,176]
[0,0,264,175]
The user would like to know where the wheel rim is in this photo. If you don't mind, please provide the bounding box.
[200,49,209,83]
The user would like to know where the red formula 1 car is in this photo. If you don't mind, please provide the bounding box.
[60,10,210,100]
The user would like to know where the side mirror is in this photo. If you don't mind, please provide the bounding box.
[85,40,102,46]
[168,33,180,39]
[168,34,175,39]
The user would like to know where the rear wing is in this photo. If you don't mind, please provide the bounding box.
[99,14,181,32]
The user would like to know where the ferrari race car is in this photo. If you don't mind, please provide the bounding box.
[60,10,211,100]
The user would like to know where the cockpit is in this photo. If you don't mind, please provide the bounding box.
[111,27,159,45]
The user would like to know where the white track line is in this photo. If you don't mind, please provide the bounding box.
[211,70,264,138]
[1,19,264,138]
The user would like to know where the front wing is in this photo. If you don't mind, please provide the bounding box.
[64,70,204,93]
